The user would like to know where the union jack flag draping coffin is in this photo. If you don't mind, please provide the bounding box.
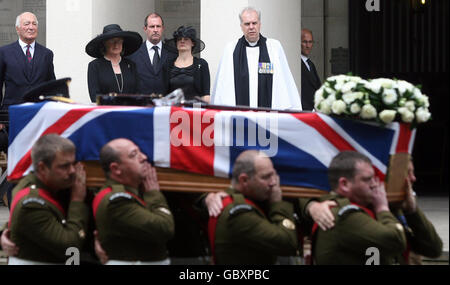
[7,101,416,191]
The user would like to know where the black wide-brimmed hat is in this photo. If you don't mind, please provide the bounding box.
[164,26,205,54]
[85,24,142,58]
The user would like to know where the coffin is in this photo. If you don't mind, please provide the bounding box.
[7,102,415,201]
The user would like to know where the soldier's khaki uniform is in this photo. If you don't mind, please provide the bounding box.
[214,187,298,265]
[94,179,174,263]
[391,207,443,264]
[311,193,407,265]
[8,173,89,263]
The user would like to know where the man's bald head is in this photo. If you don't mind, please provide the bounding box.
[301,28,314,56]
[99,138,148,189]
[232,150,268,184]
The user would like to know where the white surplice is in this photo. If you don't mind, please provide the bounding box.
[212,38,302,110]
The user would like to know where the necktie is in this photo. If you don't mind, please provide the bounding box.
[152,46,160,71]
[306,58,314,72]
[307,58,319,84]
[26,45,32,63]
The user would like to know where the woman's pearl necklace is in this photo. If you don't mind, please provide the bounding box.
[105,56,121,67]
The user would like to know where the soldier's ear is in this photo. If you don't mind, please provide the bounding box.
[36,161,49,176]
[109,162,121,176]
[338,177,351,195]
[238,173,249,186]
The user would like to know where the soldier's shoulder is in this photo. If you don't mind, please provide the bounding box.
[225,193,255,217]
[108,191,133,203]
[16,186,47,209]
[333,198,367,219]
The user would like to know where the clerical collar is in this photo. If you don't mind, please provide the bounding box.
[245,39,259,47]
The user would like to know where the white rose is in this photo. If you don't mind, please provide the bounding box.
[379,110,397,124]
[405,100,416,112]
[350,103,361,114]
[341,81,357,93]
[325,87,335,96]
[317,100,332,115]
[325,93,336,104]
[423,95,430,108]
[328,75,347,83]
[413,87,422,99]
[314,88,324,103]
[334,81,344,91]
[415,107,431,123]
[382,89,398,105]
[360,104,377,119]
[349,76,362,83]
[396,80,414,95]
[378,78,394,89]
[398,107,414,123]
[365,81,381,94]
[331,100,346,115]
[399,98,406,107]
[342,92,358,104]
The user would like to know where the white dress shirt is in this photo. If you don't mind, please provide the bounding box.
[301,54,311,71]
[18,39,35,58]
[146,40,163,64]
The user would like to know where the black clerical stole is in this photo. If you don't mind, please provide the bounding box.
[233,35,273,108]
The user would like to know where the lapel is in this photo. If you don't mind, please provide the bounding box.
[12,41,30,80]
[30,42,41,80]
[139,43,154,75]
[302,60,320,87]
[157,44,170,74]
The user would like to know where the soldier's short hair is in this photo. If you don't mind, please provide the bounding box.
[328,151,372,190]
[31,134,75,170]
[231,150,268,184]
[99,143,121,177]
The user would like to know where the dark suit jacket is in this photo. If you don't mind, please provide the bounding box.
[0,41,55,108]
[162,57,210,99]
[301,59,321,111]
[127,42,177,95]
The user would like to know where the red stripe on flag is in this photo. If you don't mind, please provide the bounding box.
[9,107,98,180]
[170,107,218,176]
[395,123,412,153]
[292,113,386,180]
[292,113,355,151]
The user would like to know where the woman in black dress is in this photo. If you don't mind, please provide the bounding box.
[86,24,142,102]
[163,26,210,102]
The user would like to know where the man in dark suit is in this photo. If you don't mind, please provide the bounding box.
[128,13,176,95]
[0,12,55,204]
[0,12,56,110]
[300,29,321,111]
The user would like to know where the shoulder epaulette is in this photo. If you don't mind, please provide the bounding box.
[109,192,132,202]
[338,204,362,217]
[22,197,46,206]
[229,204,253,216]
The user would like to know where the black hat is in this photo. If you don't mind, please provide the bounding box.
[85,24,143,58]
[23,77,71,102]
[164,26,205,54]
